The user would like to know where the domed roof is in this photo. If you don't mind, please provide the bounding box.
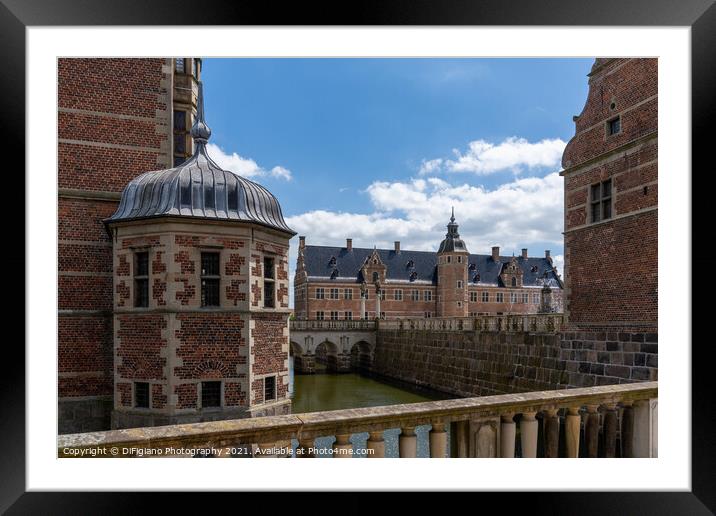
[437,208,468,254]
[106,82,295,236]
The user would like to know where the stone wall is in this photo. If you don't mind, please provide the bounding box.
[372,327,657,398]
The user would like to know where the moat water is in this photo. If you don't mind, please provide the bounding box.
[289,359,454,458]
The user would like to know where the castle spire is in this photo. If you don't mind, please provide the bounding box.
[190,81,211,148]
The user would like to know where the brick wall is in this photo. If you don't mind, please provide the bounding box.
[58,58,171,433]
[561,58,657,334]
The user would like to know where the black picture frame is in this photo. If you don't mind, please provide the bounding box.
[4,0,714,512]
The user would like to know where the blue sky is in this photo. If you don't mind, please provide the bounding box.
[200,58,594,303]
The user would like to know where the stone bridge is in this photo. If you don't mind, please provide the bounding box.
[289,320,377,373]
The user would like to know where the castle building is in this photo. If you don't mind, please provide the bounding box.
[293,211,563,320]
[559,57,657,384]
[58,58,293,433]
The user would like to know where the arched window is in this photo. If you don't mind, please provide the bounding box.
[372,271,379,282]
[511,277,517,287]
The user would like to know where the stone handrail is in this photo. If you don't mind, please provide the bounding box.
[290,319,377,331]
[290,314,564,333]
[378,313,565,333]
[58,381,656,458]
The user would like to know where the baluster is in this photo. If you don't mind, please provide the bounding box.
[297,438,314,458]
[520,412,538,458]
[367,431,385,458]
[399,427,417,458]
[565,406,581,458]
[602,404,618,458]
[333,433,353,458]
[429,423,448,458]
[621,402,634,458]
[585,404,600,458]
[543,408,560,458]
[500,413,516,458]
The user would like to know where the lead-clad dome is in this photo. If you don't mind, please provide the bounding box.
[106,82,295,236]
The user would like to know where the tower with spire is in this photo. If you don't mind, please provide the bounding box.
[436,208,470,317]
[105,79,296,429]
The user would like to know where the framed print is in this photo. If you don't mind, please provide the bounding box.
[5,0,714,512]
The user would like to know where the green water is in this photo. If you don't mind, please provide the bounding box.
[292,373,446,413]
[290,373,452,458]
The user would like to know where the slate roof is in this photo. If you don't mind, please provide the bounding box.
[302,245,562,288]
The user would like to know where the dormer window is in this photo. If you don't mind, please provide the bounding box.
[468,263,476,271]
[406,260,414,269]
[511,277,517,287]
[531,265,539,273]
[329,256,336,266]
[372,271,379,282]
[409,271,418,282]
[330,269,339,280]
[473,273,480,283]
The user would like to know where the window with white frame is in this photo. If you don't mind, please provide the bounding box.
[316,288,325,299]
[470,291,478,302]
[344,288,353,300]
[394,289,403,301]
[316,311,325,320]
[482,291,489,303]
[330,288,339,300]
[423,290,432,302]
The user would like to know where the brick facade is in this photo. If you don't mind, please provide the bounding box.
[58,58,206,433]
[560,58,658,377]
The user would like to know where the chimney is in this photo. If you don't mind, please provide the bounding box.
[545,250,552,263]
[299,236,306,249]
[521,248,528,259]
[492,246,500,262]
[346,238,353,251]
[394,241,401,254]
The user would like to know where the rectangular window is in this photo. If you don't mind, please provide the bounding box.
[423,291,432,302]
[607,116,621,136]
[201,381,221,408]
[496,292,504,303]
[412,290,420,302]
[456,280,463,289]
[173,110,187,157]
[264,376,276,402]
[470,291,478,302]
[380,290,386,301]
[344,288,353,300]
[134,382,149,408]
[134,251,149,308]
[201,252,220,307]
[533,293,540,304]
[345,311,353,320]
[510,292,518,304]
[380,312,385,319]
[457,256,462,263]
[424,312,432,318]
[316,288,325,299]
[482,291,489,303]
[522,293,529,304]
[330,288,339,300]
[316,311,324,320]
[394,289,403,301]
[330,311,339,320]
[590,179,613,223]
[263,256,275,308]
[175,58,185,73]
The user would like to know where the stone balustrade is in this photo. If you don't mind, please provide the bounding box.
[58,381,656,458]
[290,319,377,331]
[290,314,564,334]
[377,314,565,333]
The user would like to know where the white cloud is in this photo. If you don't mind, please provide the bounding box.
[420,137,566,176]
[206,143,292,181]
[286,173,565,307]
[270,166,292,181]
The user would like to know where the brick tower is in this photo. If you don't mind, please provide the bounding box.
[105,82,296,428]
[436,209,469,317]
